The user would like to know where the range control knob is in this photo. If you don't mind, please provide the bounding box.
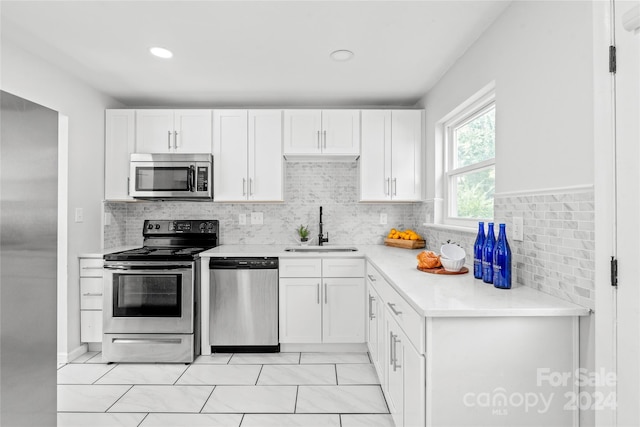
[199,223,206,232]
[155,224,161,230]
[147,223,154,230]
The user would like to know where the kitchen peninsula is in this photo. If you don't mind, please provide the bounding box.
[200,244,589,427]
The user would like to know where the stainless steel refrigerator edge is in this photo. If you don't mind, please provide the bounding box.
[209,258,279,351]
[0,91,58,426]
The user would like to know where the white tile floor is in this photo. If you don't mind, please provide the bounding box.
[57,352,395,427]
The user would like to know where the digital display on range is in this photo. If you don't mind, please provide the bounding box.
[172,221,191,232]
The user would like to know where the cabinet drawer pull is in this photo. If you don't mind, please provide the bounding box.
[388,302,402,316]
[367,274,376,282]
[82,293,102,297]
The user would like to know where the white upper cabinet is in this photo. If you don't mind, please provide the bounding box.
[213,109,283,202]
[283,109,360,157]
[136,109,212,153]
[360,110,422,201]
[105,109,135,200]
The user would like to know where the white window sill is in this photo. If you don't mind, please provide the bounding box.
[422,223,476,234]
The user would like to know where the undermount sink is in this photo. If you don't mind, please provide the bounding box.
[284,246,358,253]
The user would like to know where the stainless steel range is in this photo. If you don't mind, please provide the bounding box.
[103,219,218,363]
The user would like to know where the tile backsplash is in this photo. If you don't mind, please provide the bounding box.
[104,170,595,310]
[104,162,416,248]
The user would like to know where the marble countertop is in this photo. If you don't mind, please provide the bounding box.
[201,244,590,318]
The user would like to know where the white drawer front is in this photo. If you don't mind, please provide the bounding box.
[279,258,322,278]
[80,310,103,343]
[80,258,103,277]
[81,277,104,310]
[323,258,364,278]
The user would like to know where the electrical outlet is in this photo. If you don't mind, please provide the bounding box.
[513,217,524,241]
[104,212,113,226]
[379,213,387,225]
[74,208,83,223]
[251,212,263,225]
[239,214,246,225]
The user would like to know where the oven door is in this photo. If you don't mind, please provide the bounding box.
[103,262,194,334]
[129,160,211,199]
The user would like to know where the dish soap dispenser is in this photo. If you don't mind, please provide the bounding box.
[493,223,512,289]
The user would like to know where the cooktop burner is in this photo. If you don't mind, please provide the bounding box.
[104,220,218,262]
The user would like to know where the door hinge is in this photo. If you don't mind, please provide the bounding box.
[609,45,617,73]
[610,256,618,287]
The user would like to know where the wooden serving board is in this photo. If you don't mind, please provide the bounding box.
[384,238,426,249]
[417,265,469,275]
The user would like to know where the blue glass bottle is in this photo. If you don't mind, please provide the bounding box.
[482,222,496,284]
[473,222,485,279]
[493,223,512,289]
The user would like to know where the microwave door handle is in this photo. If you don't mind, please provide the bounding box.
[189,166,195,192]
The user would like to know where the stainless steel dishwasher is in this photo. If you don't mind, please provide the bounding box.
[209,257,279,352]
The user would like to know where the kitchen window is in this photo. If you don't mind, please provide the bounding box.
[443,90,495,227]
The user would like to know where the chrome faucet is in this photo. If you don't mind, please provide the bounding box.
[318,206,329,246]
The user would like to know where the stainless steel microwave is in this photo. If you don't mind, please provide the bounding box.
[129,153,212,200]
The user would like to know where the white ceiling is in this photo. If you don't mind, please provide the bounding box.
[1,1,510,107]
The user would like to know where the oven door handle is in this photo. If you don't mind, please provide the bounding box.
[112,338,183,345]
[104,265,192,271]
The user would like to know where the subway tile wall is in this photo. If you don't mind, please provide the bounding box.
[104,162,416,248]
[104,173,595,310]
[414,189,595,311]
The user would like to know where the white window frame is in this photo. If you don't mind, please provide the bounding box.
[442,89,496,229]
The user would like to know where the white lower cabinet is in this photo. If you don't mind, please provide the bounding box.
[279,258,365,344]
[367,261,581,427]
[368,262,426,427]
[79,257,104,343]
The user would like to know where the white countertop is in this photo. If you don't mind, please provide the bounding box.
[201,244,590,318]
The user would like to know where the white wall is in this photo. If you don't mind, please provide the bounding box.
[419,0,594,196]
[1,37,123,358]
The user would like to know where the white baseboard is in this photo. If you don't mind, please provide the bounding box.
[280,343,368,353]
[58,343,87,364]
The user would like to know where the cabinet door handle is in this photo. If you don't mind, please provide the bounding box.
[82,292,102,297]
[367,274,376,282]
[323,130,327,149]
[388,302,402,316]
[242,178,246,196]
[249,178,253,196]
[392,335,402,371]
[368,294,376,319]
[393,178,397,196]
[168,130,172,150]
[317,283,320,304]
[385,178,390,196]
[174,130,179,149]
[317,131,320,150]
[389,331,394,366]
[324,283,327,304]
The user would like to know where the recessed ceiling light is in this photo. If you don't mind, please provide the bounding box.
[330,49,354,62]
[150,47,173,59]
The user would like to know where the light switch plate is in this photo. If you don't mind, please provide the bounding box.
[251,212,263,225]
[239,214,246,225]
[75,208,83,223]
[513,217,524,241]
[380,213,388,225]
